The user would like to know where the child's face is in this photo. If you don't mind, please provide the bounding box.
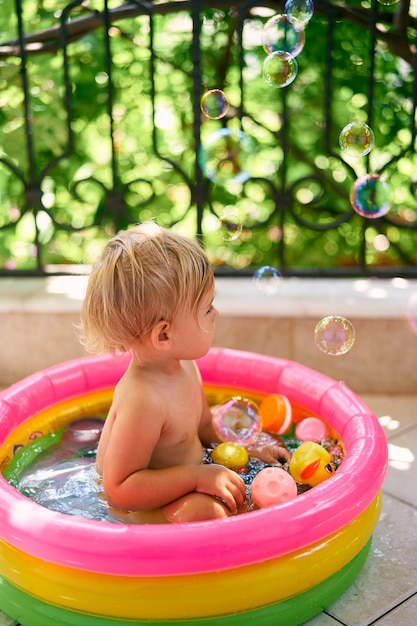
[171,286,219,360]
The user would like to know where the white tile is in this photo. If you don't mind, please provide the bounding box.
[359,396,417,508]
[325,494,417,626]
[372,593,417,625]
[361,395,417,436]
[0,610,17,626]
[303,612,344,625]
[382,425,417,508]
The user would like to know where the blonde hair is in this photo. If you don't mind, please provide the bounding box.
[80,222,214,354]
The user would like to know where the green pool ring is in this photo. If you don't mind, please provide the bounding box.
[2,429,64,487]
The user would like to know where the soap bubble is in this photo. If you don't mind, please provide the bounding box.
[315,315,356,356]
[218,214,242,241]
[350,174,391,219]
[200,89,229,120]
[262,13,305,57]
[212,396,262,447]
[285,0,314,28]
[339,122,375,157]
[263,51,298,88]
[199,128,254,185]
[253,266,282,296]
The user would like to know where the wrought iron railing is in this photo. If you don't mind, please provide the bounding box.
[0,0,416,276]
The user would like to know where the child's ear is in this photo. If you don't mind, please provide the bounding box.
[150,320,172,351]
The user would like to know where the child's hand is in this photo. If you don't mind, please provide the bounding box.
[195,464,246,514]
[247,434,291,465]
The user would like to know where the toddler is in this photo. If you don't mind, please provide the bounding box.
[81,222,289,523]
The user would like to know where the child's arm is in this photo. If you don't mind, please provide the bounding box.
[246,433,291,464]
[198,386,222,446]
[105,462,246,513]
[198,387,291,464]
[101,393,245,513]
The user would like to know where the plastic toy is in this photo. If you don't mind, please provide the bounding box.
[0,347,388,626]
[251,466,297,507]
[295,416,329,442]
[259,393,292,434]
[211,442,249,469]
[290,441,335,486]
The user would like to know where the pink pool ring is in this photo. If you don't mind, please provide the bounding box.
[0,347,388,626]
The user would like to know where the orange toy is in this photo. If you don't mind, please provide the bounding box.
[259,394,292,435]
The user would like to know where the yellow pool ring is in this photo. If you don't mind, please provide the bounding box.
[0,495,381,619]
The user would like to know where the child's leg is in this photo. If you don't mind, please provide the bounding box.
[109,493,234,525]
[162,492,232,523]
[108,506,169,524]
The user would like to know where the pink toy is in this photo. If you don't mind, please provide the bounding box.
[296,417,329,442]
[251,467,298,508]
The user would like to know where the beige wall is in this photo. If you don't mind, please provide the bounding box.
[0,277,416,394]
[214,316,417,395]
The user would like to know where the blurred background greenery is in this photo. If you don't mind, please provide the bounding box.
[0,0,416,275]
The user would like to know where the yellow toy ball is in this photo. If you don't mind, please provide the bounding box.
[289,442,335,487]
[211,443,249,470]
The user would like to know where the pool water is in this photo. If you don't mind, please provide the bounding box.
[13,418,344,523]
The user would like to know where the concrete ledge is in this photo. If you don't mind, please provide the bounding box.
[0,275,413,316]
[0,276,416,393]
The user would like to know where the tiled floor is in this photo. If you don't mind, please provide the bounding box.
[306,394,417,626]
[0,394,416,626]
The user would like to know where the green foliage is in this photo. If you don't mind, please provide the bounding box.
[0,0,416,273]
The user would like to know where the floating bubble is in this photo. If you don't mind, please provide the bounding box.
[200,89,229,120]
[218,214,242,241]
[263,50,298,88]
[377,0,399,4]
[350,174,391,219]
[212,396,262,447]
[253,266,282,296]
[339,122,375,157]
[199,128,254,185]
[262,13,305,57]
[285,0,314,28]
[314,315,356,356]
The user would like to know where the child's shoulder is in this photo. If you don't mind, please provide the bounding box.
[114,367,158,402]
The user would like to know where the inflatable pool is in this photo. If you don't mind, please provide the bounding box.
[0,347,387,626]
